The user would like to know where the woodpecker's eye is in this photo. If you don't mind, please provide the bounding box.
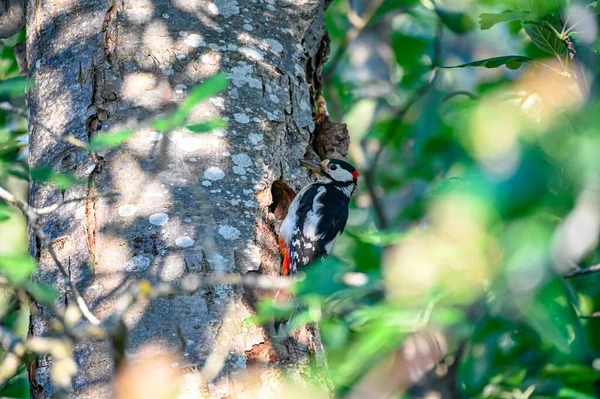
[330,164,337,170]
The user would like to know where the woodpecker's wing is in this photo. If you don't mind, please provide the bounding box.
[279,183,314,249]
[288,184,349,274]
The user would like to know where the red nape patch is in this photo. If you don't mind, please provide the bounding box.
[352,170,360,182]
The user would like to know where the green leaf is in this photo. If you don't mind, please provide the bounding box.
[543,364,600,384]
[0,372,29,398]
[391,32,433,88]
[557,387,596,399]
[479,11,530,30]
[517,0,566,19]
[321,319,349,350]
[442,55,532,69]
[22,280,56,304]
[391,34,430,70]
[30,167,79,190]
[153,117,172,133]
[517,278,584,355]
[255,299,295,324]
[0,255,36,283]
[430,308,466,326]
[295,257,349,297]
[436,8,476,34]
[523,21,565,55]
[186,119,228,133]
[332,321,405,387]
[172,72,229,125]
[0,77,28,96]
[347,229,404,246]
[87,129,134,152]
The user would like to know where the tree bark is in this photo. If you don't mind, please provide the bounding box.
[0,0,25,39]
[26,0,345,397]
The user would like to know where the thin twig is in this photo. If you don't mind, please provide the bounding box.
[35,192,118,215]
[61,135,88,149]
[0,102,27,118]
[0,185,101,325]
[580,311,600,319]
[442,91,479,102]
[564,263,600,279]
[153,272,294,295]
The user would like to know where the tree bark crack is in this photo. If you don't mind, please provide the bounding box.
[101,0,118,62]
[84,174,98,272]
[82,0,119,276]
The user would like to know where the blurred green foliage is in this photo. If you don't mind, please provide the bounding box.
[269,0,600,398]
[0,29,29,399]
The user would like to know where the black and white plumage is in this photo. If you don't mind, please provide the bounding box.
[278,158,359,276]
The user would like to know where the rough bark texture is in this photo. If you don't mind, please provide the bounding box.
[26,0,347,397]
[0,0,25,39]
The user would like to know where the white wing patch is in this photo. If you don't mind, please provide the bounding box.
[303,186,327,241]
[280,184,314,246]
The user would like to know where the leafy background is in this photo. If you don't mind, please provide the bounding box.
[2,0,600,398]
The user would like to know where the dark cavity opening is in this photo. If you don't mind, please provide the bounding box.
[269,180,296,223]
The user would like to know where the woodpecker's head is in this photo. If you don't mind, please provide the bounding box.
[301,158,359,194]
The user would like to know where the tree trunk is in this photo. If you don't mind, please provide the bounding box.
[26,0,345,397]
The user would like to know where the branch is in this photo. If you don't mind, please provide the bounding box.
[580,311,600,319]
[564,263,600,279]
[35,192,118,215]
[110,273,294,323]
[61,135,88,149]
[0,102,27,118]
[442,91,479,102]
[0,185,101,325]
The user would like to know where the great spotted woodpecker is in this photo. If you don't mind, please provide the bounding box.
[274,159,358,333]
[278,158,359,277]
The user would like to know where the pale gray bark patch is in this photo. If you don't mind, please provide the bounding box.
[27,0,336,397]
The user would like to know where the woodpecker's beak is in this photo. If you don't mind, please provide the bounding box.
[300,160,324,176]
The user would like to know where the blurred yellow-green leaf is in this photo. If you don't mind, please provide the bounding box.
[186,119,227,134]
[0,254,35,283]
[87,129,133,152]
